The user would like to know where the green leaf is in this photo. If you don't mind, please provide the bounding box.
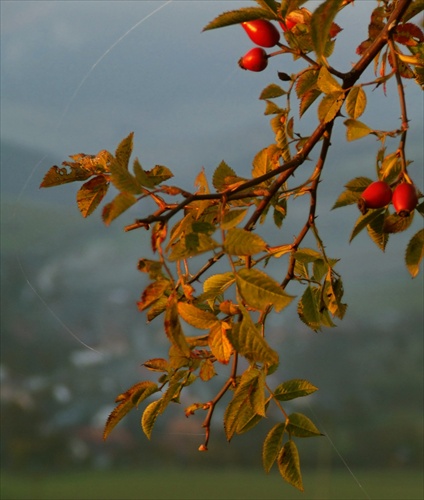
[274,379,319,401]
[102,192,137,225]
[148,165,174,187]
[311,0,344,61]
[324,273,347,319]
[178,302,218,330]
[379,152,402,184]
[287,412,322,438]
[221,209,248,230]
[297,286,322,331]
[295,69,319,98]
[259,84,286,100]
[141,399,163,439]
[203,7,275,31]
[224,228,267,256]
[212,160,238,192]
[345,86,367,119]
[76,175,109,217]
[164,301,192,357]
[317,91,344,123]
[203,272,235,297]
[366,211,389,251]
[109,157,142,195]
[236,268,295,313]
[350,209,386,242]
[278,440,304,491]
[255,0,279,15]
[168,233,220,261]
[317,66,342,94]
[224,368,265,440]
[344,119,373,141]
[405,229,424,278]
[228,307,279,366]
[262,423,286,473]
[294,248,322,263]
[299,89,322,117]
[115,132,134,170]
[252,146,280,180]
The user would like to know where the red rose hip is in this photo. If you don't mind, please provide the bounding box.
[241,20,280,47]
[392,182,418,216]
[358,180,392,213]
[238,47,268,72]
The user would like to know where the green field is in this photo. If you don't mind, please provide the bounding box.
[1,468,422,500]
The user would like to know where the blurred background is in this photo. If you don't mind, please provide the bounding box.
[1,1,423,499]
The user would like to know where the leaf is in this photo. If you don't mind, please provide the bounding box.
[252,146,280,180]
[40,163,93,188]
[228,307,279,366]
[255,0,279,15]
[299,89,322,117]
[208,322,233,364]
[297,286,321,331]
[102,192,137,225]
[345,86,367,119]
[203,7,275,31]
[141,399,163,439]
[221,209,248,230]
[168,233,220,261]
[286,412,322,438]
[278,440,304,491]
[203,272,235,297]
[317,66,342,94]
[103,381,158,440]
[350,209,386,242]
[224,228,267,256]
[344,118,373,141]
[164,301,192,357]
[236,268,295,313]
[178,302,218,330]
[405,229,424,278]
[259,84,286,99]
[383,212,415,234]
[274,379,318,401]
[199,358,217,382]
[212,161,238,192]
[143,358,169,372]
[379,152,401,184]
[115,132,134,171]
[295,69,319,98]
[137,279,170,312]
[150,165,174,184]
[311,0,344,61]
[317,91,344,123]
[262,423,286,473]
[332,176,372,209]
[76,175,109,217]
[366,211,389,251]
[224,368,263,440]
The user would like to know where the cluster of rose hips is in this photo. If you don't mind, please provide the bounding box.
[238,9,340,72]
[359,180,419,217]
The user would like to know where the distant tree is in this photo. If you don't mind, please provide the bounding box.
[40,0,423,491]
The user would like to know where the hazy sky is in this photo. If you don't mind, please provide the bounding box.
[1,0,423,315]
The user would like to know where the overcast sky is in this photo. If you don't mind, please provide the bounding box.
[1,0,423,318]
